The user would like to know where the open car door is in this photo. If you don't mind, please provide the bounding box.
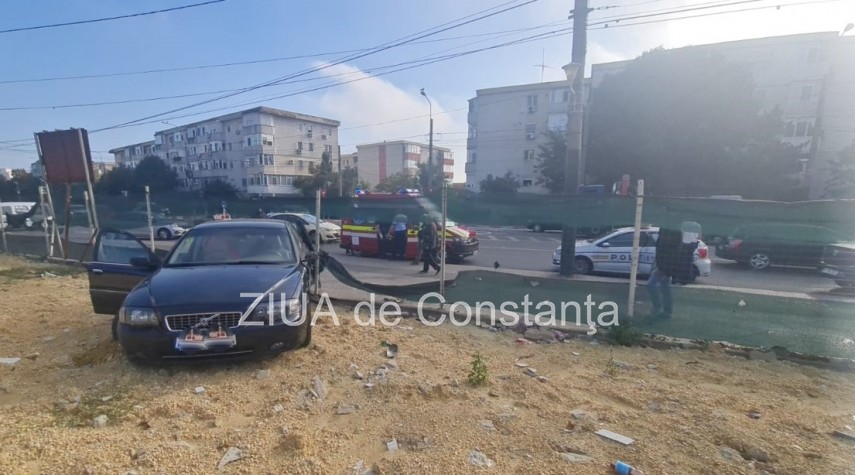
[87,229,160,315]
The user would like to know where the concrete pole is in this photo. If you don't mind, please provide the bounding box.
[627,180,645,319]
[314,188,321,295]
[145,186,155,250]
[0,195,7,254]
[439,179,448,298]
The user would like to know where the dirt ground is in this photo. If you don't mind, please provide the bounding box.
[1,256,855,474]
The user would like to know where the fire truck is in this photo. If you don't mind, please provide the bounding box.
[339,190,479,262]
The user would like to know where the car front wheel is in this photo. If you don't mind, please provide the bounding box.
[749,252,771,270]
[157,228,172,240]
[574,256,593,275]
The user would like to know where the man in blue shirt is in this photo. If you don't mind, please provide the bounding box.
[391,212,408,260]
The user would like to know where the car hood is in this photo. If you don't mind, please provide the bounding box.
[144,264,302,310]
[320,222,340,231]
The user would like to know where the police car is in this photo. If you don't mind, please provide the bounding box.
[552,226,711,282]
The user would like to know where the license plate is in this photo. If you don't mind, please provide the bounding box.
[175,328,237,352]
[821,268,840,276]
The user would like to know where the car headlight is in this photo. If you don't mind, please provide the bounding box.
[251,298,301,324]
[118,306,159,326]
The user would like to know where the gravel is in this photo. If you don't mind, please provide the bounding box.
[0,260,853,474]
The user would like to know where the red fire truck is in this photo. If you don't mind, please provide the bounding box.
[339,191,479,262]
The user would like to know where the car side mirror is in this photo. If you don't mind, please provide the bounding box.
[599,242,610,248]
[130,255,160,269]
[303,251,319,262]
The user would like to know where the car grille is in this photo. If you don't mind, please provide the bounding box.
[164,312,243,332]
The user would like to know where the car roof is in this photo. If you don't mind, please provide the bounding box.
[194,219,288,229]
[609,226,659,234]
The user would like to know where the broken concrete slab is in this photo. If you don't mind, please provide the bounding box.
[217,447,243,469]
[595,429,634,445]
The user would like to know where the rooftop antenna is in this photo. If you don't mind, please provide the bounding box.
[533,49,554,83]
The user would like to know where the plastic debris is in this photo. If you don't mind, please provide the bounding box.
[596,429,634,445]
[612,460,645,474]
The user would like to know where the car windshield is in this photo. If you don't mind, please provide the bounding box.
[298,214,318,225]
[165,226,296,266]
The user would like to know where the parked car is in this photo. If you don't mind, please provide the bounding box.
[552,226,711,282]
[268,213,340,243]
[819,242,855,288]
[527,221,619,238]
[1,201,52,230]
[107,211,187,240]
[85,220,319,363]
[715,223,845,270]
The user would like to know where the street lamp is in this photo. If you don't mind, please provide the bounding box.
[420,88,434,193]
[439,177,451,298]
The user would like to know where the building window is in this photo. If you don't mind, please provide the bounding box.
[324,145,332,154]
[785,119,814,138]
[522,179,533,187]
[227,143,232,151]
[468,152,476,164]
[308,143,314,152]
[262,135,273,146]
[527,95,537,112]
[800,85,813,102]
[552,89,570,103]
[227,126,231,132]
[263,154,274,165]
[524,149,535,161]
[468,126,477,139]
[297,141,303,151]
[526,124,536,139]
[230,161,234,169]
[298,160,304,169]
[285,176,293,186]
[548,113,568,132]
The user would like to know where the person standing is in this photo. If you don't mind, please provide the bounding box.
[391,211,408,260]
[647,228,682,318]
[375,221,391,259]
[418,222,440,274]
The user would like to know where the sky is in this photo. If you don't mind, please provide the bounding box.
[0,0,852,182]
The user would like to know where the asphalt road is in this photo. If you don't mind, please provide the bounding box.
[4,225,837,295]
[455,226,838,294]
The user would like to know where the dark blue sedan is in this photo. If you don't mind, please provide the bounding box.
[86,220,320,363]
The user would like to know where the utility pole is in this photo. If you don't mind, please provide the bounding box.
[421,89,434,192]
[559,0,591,277]
[338,145,343,197]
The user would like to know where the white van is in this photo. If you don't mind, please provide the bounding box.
[0,202,51,230]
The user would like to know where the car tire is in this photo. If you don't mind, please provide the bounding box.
[111,314,119,341]
[688,266,700,284]
[574,256,593,275]
[835,279,855,288]
[532,224,543,233]
[157,228,172,240]
[300,315,313,348]
[748,251,771,270]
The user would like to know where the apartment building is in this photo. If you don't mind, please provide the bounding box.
[467,32,855,199]
[110,107,340,196]
[108,140,155,169]
[465,80,574,194]
[355,140,452,189]
[590,31,855,199]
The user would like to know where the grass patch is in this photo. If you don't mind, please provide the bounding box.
[0,265,84,280]
[51,387,137,428]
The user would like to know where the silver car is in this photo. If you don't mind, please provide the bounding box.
[552,226,711,282]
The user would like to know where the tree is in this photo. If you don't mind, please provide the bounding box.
[294,151,347,197]
[202,179,239,198]
[417,161,445,192]
[533,130,568,194]
[480,171,520,194]
[134,155,177,192]
[375,172,419,192]
[585,47,802,199]
[95,165,136,195]
[340,166,367,195]
[824,140,855,198]
[0,169,39,201]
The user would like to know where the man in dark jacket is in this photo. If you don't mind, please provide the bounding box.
[647,228,683,318]
[418,221,440,273]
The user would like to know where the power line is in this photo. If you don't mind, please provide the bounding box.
[0,20,569,85]
[0,0,845,146]
[91,0,539,133]
[0,0,227,35]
